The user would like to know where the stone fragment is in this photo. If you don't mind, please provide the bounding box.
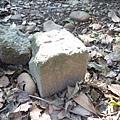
[26,25,36,32]
[10,14,22,20]
[17,72,36,95]
[43,20,63,32]
[0,24,31,65]
[29,29,88,97]
[64,23,75,32]
[69,11,90,22]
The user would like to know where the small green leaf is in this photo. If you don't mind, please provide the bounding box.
[65,18,74,24]
[109,100,120,107]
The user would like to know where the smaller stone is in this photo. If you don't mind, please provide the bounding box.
[26,25,36,32]
[64,23,75,32]
[17,72,36,95]
[69,11,90,22]
[17,25,26,31]
[43,20,63,32]
[10,14,22,20]
[81,28,88,34]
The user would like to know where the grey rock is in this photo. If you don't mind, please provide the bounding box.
[29,29,88,97]
[43,20,63,32]
[67,0,80,5]
[64,23,75,32]
[69,11,90,22]
[0,24,31,65]
[26,25,36,32]
[17,25,26,31]
[10,14,22,20]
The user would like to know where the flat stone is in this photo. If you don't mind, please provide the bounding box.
[29,29,88,97]
[69,11,90,22]
[10,14,22,20]
[43,20,63,32]
[0,24,31,65]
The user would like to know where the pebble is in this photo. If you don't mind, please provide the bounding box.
[10,14,22,20]
[43,20,63,32]
[26,25,36,32]
[69,11,90,22]
[64,23,75,32]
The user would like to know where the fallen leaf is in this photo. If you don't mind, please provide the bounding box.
[30,107,42,120]
[71,105,92,116]
[15,90,31,104]
[79,34,96,43]
[48,105,54,114]
[14,102,32,112]
[68,86,96,114]
[89,24,102,30]
[68,82,82,99]
[65,18,74,24]
[108,84,120,96]
[101,35,113,44]
[50,97,64,107]
[8,111,22,120]
[87,117,103,120]
[57,110,66,119]
[39,113,51,120]
[65,100,72,112]
[109,100,120,107]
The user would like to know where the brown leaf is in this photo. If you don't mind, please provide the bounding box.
[68,86,96,114]
[15,90,30,104]
[8,112,22,120]
[89,24,102,30]
[108,84,120,96]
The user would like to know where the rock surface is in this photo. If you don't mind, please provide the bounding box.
[69,11,90,22]
[29,29,88,97]
[0,24,31,65]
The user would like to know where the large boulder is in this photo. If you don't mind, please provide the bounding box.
[0,24,31,65]
[29,29,88,97]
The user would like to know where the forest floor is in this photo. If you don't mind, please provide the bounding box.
[0,0,120,119]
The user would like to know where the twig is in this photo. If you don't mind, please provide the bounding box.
[29,95,88,118]
[29,95,52,105]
